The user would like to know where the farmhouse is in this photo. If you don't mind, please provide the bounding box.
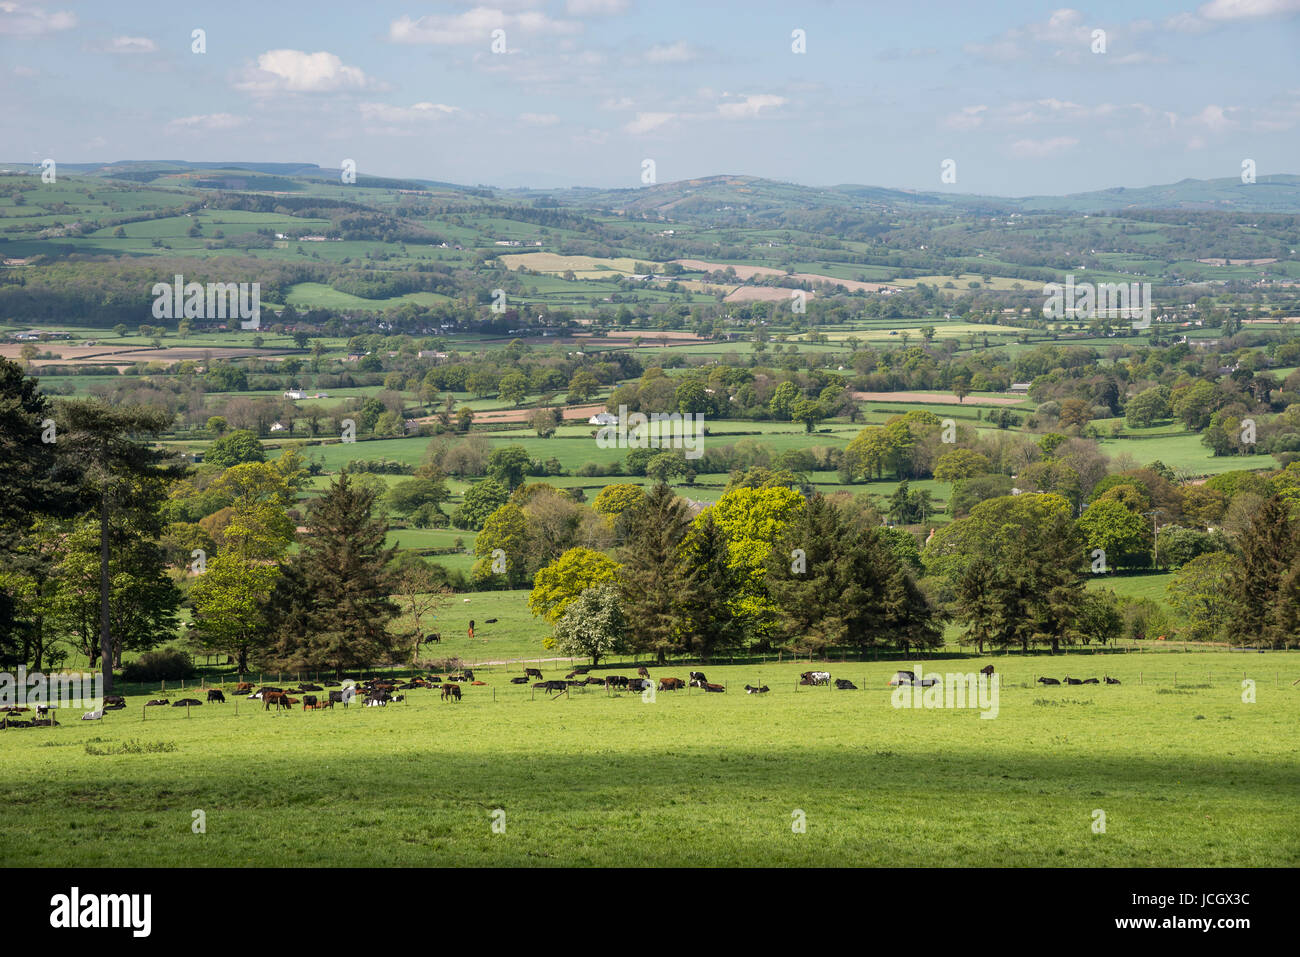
[588,412,619,426]
[1008,382,1031,394]
[283,389,308,400]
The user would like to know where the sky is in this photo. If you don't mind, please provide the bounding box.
[2,0,1299,196]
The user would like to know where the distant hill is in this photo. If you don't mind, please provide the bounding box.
[4,161,1299,215]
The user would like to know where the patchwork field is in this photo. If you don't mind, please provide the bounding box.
[3,651,1295,867]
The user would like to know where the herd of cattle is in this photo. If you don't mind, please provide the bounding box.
[11,662,1136,728]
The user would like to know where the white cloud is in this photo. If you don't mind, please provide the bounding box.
[1009,136,1080,158]
[943,105,988,131]
[519,112,560,125]
[168,113,247,130]
[717,93,786,119]
[0,2,75,35]
[236,50,380,94]
[1200,0,1300,20]
[600,96,634,111]
[105,36,157,54]
[359,101,460,125]
[389,9,581,46]
[566,0,629,13]
[623,111,675,134]
[645,40,697,63]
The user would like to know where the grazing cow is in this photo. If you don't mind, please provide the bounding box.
[463,670,475,681]
[628,678,652,692]
[606,675,629,689]
[173,698,202,707]
[207,689,226,703]
[1063,677,1083,685]
[248,686,283,700]
[637,666,651,679]
[536,680,567,692]
[302,695,318,707]
[979,665,995,677]
[658,677,685,691]
[524,668,544,680]
[441,684,462,701]
[1081,678,1100,684]
[327,689,355,708]
[510,676,529,684]
[1037,677,1061,686]
[263,692,292,710]
[834,678,857,690]
[702,682,726,693]
[1104,676,1121,685]
[145,699,169,707]
[744,685,770,694]
[800,671,831,686]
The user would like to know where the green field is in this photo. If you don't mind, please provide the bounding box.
[3,650,1296,866]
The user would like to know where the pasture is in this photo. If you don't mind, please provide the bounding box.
[2,651,1296,867]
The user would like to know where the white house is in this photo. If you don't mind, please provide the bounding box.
[588,412,619,426]
[270,422,287,432]
[283,389,307,400]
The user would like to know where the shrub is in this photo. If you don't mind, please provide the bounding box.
[120,647,196,683]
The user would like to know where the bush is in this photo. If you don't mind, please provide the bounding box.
[120,647,196,683]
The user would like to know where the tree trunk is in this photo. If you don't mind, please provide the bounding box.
[99,489,114,694]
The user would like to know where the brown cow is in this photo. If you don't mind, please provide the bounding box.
[637,666,651,679]
[979,665,995,677]
[235,682,253,693]
[658,677,685,691]
[441,684,462,702]
[264,692,293,710]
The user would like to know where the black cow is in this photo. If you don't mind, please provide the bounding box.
[145,698,169,707]
[535,680,567,692]
[172,698,202,707]
[606,675,629,689]
[979,665,995,677]
[689,671,707,685]
[103,695,127,710]
[207,689,226,703]
[1081,678,1100,684]
[510,676,530,684]
[1063,677,1083,685]
[744,685,769,694]
[628,678,652,692]
[834,678,857,690]
[1037,677,1061,686]
[524,668,544,680]
[1104,676,1121,685]
[485,618,499,624]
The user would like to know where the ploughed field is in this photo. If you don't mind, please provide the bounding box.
[2,652,1296,867]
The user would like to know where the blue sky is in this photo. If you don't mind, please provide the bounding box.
[3,0,1298,195]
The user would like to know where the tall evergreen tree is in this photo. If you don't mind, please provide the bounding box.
[266,473,400,676]
[619,483,691,663]
[1227,495,1297,648]
[57,401,181,690]
[673,511,744,661]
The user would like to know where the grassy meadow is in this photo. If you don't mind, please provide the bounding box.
[3,650,1296,867]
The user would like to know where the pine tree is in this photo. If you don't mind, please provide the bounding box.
[1228,496,1296,648]
[619,483,691,664]
[267,473,400,676]
[673,511,744,661]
